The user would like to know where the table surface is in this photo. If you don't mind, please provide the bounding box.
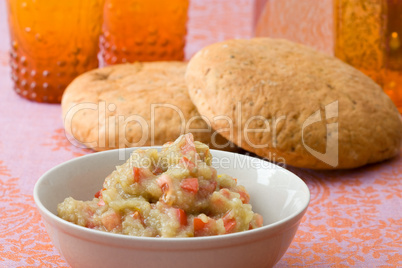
[0,1,401,267]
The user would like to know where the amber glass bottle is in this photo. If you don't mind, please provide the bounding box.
[100,0,189,64]
[6,0,104,103]
[334,0,402,112]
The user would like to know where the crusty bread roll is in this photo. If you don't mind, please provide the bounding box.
[62,62,235,151]
[186,38,402,169]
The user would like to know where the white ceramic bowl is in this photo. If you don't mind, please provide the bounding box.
[34,148,310,268]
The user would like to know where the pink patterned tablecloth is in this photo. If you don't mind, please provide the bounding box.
[0,0,401,267]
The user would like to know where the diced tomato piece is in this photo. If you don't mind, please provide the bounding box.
[152,166,163,175]
[96,188,106,206]
[94,190,102,198]
[157,174,173,204]
[223,218,236,233]
[222,212,236,233]
[193,217,216,236]
[97,198,105,206]
[133,167,154,183]
[180,156,196,171]
[181,144,195,155]
[211,195,224,208]
[249,214,264,229]
[180,178,199,194]
[193,217,207,235]
[85,209,96,227]
[86,221,96,229]
[180,134,196,155]
[199,180,217,198]
[157,174,172,193]
[224,219,236,233]
[94,188,106,198]
[176,208,187,226]
[255,214,263,227]
[102,211,121,231]
[236,190,250,204]
[220,188,231,199]
[133,167,143,183]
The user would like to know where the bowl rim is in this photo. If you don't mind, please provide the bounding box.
[34,147,310,244]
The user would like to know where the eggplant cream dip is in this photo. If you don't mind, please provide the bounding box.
[58,134,262,237]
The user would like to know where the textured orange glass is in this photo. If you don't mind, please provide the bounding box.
[334,0,402,112]
[6,0,104,103]
[100,0,189,64]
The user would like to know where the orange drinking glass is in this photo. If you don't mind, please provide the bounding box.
[6,0,104,103]
[334,0,402,112]
[100,0,189,64]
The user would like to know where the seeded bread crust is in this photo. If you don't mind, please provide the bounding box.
[62,62,234,151]
[185,38,402,169]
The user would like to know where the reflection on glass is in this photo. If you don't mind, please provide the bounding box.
[334,0,402,112]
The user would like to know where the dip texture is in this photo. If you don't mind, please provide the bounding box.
[57,134,262,237]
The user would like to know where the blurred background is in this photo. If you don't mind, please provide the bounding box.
[0,0,400,110]
[0,0,333,62]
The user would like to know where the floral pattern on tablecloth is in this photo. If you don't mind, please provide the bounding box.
[284,156,402,267]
